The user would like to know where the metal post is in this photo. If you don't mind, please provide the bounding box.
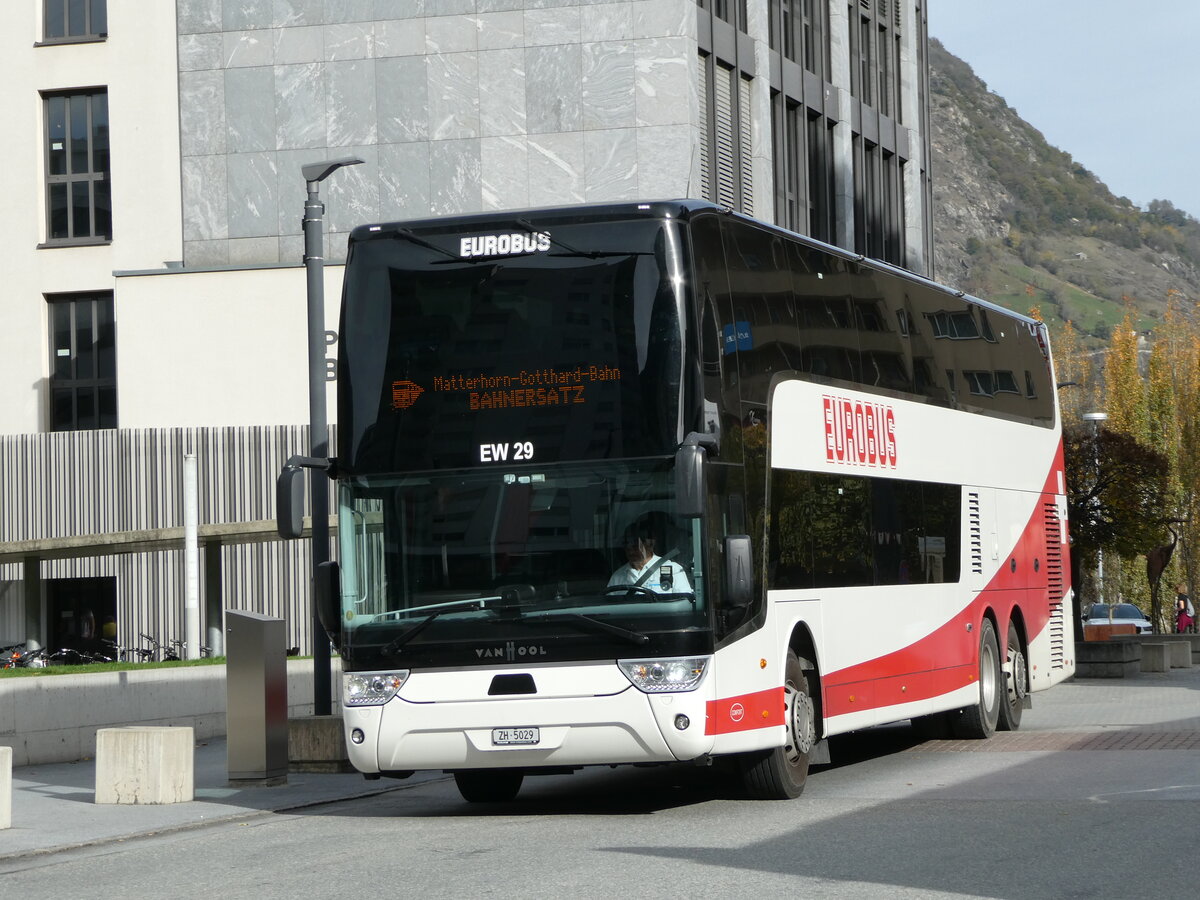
[301,157,362,716]
[23,555,42,651]
[184,454,200,660]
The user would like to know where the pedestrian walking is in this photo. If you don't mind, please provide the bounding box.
[1176,583,1195,634]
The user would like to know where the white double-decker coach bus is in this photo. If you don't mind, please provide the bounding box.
[279,200,1074,802]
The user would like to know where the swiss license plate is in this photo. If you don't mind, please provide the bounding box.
[492,727,539,746]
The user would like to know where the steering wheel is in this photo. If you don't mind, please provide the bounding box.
[603,585,660,601]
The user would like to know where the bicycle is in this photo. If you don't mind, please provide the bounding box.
[139,633,175,661]
[2,644,47,668]
[168,639,212,659]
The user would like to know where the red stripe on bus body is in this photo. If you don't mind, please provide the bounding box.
[705,686,786,735]
[823,664,976,719]
[821,447,1070,719]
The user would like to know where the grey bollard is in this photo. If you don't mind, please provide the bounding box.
[225,609,288,783]
[1,745,11,829]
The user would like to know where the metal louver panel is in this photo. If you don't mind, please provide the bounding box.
[968,491,982,575]
[738,75,754,215]
[714,62,738,208]
[0,426,325,652]
[699,53,711,200]
[1043,500,1066,669]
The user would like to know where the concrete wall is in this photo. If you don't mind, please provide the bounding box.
[114,265,343,428]
[0,1,183,435]
[0,659,341,767]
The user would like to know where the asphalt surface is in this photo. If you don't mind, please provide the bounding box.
[3,663,1199,862]
[1,737,443,860]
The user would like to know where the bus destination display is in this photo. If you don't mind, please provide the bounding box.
[392,364,622,413]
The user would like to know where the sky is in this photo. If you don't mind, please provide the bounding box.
[928,1,1200,219]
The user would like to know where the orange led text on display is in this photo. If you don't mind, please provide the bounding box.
[418,365,621,412]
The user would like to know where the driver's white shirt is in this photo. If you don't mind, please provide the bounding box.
[607,555,692,594]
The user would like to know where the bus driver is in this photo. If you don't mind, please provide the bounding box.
[608,518,692,595]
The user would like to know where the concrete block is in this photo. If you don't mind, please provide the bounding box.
[1168,641,1192,668]
[1,745,11,829]
[95,726,194,804]
[1074,639,1140,678]
[289,715,353,773]
[1140,642,1170,674]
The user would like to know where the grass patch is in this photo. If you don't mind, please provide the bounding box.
[1,657,228,677]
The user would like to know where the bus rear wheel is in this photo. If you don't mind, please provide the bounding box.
[952,618,1001,739]
[739,650,815,800]
[454,769,524,803]
[997,620,1026,731]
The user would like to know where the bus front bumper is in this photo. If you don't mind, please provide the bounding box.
[343,686,714,773]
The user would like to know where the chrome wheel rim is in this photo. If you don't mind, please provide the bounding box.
[785,679,816,765]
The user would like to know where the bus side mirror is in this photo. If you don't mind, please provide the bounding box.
[276,454,335,539]
[277,465,306,539]
[724,534,753,608]
[316,560,341,643]
[675,444,705,518]
[676,431,718,518]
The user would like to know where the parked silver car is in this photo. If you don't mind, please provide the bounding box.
[1084,603,1153,634]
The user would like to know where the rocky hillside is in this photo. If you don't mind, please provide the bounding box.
[929,39,1200,347]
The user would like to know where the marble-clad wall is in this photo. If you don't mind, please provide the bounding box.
[176,0,699,268]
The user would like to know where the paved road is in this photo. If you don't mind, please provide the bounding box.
[3,667,1198,899]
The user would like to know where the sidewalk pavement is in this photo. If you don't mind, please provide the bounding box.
[3,666,1198,861]
[1,735,444,861]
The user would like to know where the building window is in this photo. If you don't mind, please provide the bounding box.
[807,112,834,244]
[44,0,107,41]
[707,0,749,32]
[771,1,827,77]
[43,90,111,243]
[48,292,117,431]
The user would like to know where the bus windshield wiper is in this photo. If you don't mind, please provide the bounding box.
[528,612,650,646]
[381,612,442,656]
[379,595,500,656]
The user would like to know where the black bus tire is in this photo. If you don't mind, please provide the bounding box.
[952,618,1001,740]
[739,650,815,800]
[997,620,1026,732]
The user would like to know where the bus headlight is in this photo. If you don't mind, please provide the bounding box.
[343,671,409,706]
[617,657,710,693]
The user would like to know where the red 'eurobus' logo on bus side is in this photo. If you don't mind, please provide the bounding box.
[823,395,898,468]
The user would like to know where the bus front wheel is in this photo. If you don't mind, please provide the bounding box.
[739,650,815,800]
[454,769,524,803]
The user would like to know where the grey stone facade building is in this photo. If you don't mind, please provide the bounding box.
[0,0,931,659]
[175,0,931,271]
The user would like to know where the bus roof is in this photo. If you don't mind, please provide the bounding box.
[349,199,1043,330]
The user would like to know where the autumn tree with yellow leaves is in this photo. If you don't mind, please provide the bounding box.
[1058,295,1200,631]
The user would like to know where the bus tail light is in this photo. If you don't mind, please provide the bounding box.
[617,657,710,693]
[344,671,409,706]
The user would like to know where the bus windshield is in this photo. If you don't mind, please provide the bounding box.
[337,459,709,668]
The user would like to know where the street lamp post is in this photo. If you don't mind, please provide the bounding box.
[301,157,362,716]
[1083,411,1108,609]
